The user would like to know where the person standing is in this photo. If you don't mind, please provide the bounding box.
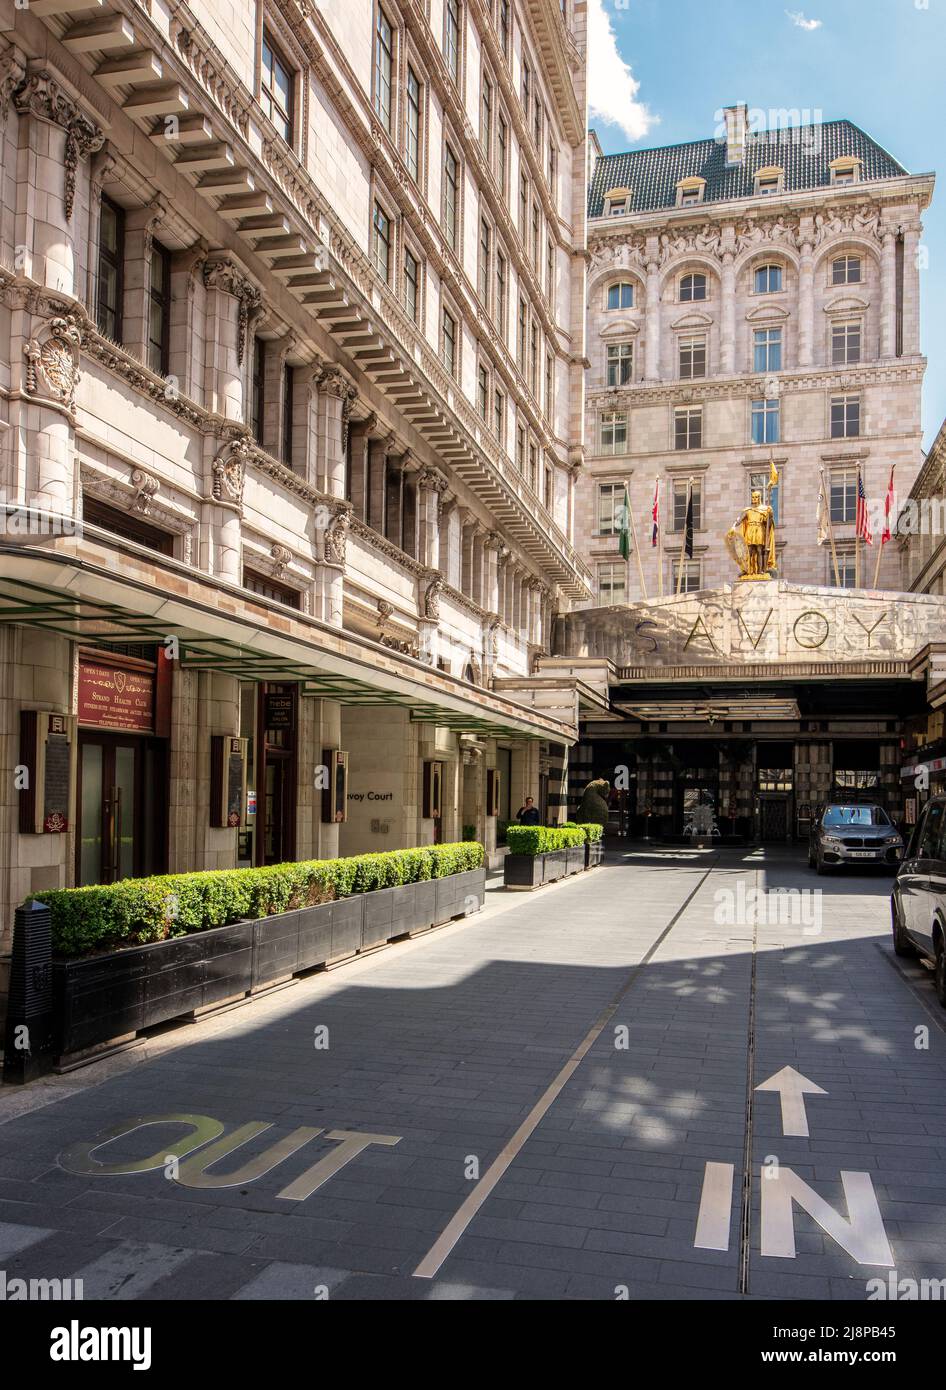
[516,796,540,825]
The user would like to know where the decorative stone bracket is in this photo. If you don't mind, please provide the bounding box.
[23,313,83,413]
[202,258,263,365]
[211,435,251,513]
[12,71,104,222]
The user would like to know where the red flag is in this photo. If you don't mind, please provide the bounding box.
[651,479,660,547]
[856,472,873,546]
[881,467,895,545]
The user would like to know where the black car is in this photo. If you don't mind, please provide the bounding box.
[808,802,903,874]
[891,797,946,1006]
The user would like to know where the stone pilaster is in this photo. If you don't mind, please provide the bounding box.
[201,255,262,422]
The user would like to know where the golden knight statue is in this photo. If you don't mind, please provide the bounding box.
[726,489,776,581]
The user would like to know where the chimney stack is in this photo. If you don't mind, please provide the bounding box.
[723,104,749,166]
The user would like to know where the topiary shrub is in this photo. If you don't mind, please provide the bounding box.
[577,778,610,829]
[36,841,485,958]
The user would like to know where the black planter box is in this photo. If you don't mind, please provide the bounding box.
[51,866,486,1058]
[585,839,604,869]
[542,849,568,884]
[565,846,586,876]
[503,853,543,890]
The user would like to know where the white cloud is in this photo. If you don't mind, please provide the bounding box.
[586,0,657,144]
[785,9,823,29]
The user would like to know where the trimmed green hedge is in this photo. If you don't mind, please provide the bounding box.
[505,824,586,856]
[35,841,485,958]
[563,822,604,843]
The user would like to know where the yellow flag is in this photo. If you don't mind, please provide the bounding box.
[769,458,779,489]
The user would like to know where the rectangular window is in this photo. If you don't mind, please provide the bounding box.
[519,173,528,239]
[481,77,492,156]
[529,323,538,393]
[499,0,510,59]
[599,410,627,454]
[546,237,554,305]
[672,480,702,531]
[607,342,633,387]
[281,364,294,466]
[835,550,856,587]
[478,217,491,304]
[544,353,554,420]
[477,363,488,419]
[522,60,531,118]
[96,195,124,341]
[516,423,526,473]
[679,336,706,380]
[598,562,626,605]
[528,442,538,490]
[673,559,702,594]
[831,394,861,439]
[830,472,857,524]
[374,6,394,133]
[403,248,419,322]
[405,66,421,180]
[443,145,459,250]
[372,201,391,282]
[494,388,505,443]
[674,406,703,450]
[82,494,174,555]
[445,0,461,83]
[751,397,780,444]
[442,308,456,376]
[147,240,171,375]
[832,255,861,286]
[597,483,624,537]
[753,327,782,373]
[495,251,507,336]
[547,133,556,191]
[832,322,861,365]
[544,465,553,511]
[252,337,265,445]
[244,568,300,609]
[517,297,527,371]
[754,264,782,294]
[531,202,540,270]
[757,176,780,197]
[261,31,294,144]
[533,100,542,150]
[497,114,508,196]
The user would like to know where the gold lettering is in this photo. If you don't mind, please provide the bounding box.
[683,614,721,653]
[851,610,888,648]
[736,608,773,650]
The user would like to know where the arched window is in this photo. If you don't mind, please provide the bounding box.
[832,255,862,286]
[754,263,783,294]
[679,273,707,302]
[607,281,634,310]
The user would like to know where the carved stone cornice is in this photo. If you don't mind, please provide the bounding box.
[586,360,925,410]
[12,71,104,221]
[349,516,429,578]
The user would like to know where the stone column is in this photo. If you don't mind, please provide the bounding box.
[901,222,922,356]
[645,257,662,381]
[169,240,209,405]
[202,256,261,422]
[385,450,409,548]
[205,436,248,583]
[484,533,502,615]
[122,199,167,365]
[347,413,375,522]
[441,496,461,588]
[880,229,897,360]
[260,331,297,462]
[367,430,394,534]
[320,504,350,627]
[417,467,448,571]
[471,527,486,607]
[797,242,815,368]
[461,513,477,597]
[720,252,736,373]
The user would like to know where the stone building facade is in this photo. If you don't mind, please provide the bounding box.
[578,106,934,603]
[0,0,594,963]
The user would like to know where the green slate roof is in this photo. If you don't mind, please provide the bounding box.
[588,120,908,218]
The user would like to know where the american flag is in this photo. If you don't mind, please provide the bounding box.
[856,472,873,545]
[651,479,660,547]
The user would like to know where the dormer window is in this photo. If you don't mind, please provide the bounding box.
[754,166,784,198]
[607,281,634,310]
[676,177,705,208]
[603,185,632,216]
[830,157,861,186]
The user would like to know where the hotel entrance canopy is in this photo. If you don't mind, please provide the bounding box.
[0,541,578,745]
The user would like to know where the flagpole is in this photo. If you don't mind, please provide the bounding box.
[676,477,691,596]
[872,465,894,589]
[626,478,648,600]
[655,478,664,598]
[822,467,841,587]
[854,467,861,589]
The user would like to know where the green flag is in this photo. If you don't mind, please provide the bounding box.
[618,485,631,561]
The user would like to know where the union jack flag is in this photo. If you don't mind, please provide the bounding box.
[651,479,660,547]
[856,472,873,545]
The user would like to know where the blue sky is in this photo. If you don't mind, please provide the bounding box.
[587,0,945,447]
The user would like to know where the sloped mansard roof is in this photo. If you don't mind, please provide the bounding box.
[588,120,908,218]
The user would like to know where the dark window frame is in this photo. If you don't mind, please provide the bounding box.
[97,194,125,342]
[147,239,172,377]
[260,29,295,146]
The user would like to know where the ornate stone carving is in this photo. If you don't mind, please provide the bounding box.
[268,543,292,577]
[24,313,83,412]
[812,202,882,246]
[376,599,394,630]
[314,362,351,398]
[202,258,262,365]
[323,508,350,566]
[340,387,358,452]
[12,71,104,221]
[423,577,443,620]
[130,467,159,514]
[211,436,250,509]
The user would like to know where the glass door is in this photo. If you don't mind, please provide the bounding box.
[76,734,166,885]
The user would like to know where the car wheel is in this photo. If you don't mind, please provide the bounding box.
[816,852,828,876]
[935,936,946,1008]
[892,902,914,958]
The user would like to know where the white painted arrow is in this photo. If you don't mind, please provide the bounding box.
[755,1067,827,1138]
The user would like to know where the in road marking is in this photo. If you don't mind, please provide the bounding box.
[413,859,720,1279]
[694,1161,735,1251]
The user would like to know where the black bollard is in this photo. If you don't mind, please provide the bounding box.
[3,899,56,1085]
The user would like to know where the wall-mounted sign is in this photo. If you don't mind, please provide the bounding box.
[210,736,248,828]
[265,693,294,729]
[77,659,154,732]
[321,749,349,824]
[19,711,77,834]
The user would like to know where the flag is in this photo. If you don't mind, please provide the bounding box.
[651,479,660,547]
[856,471,873,545]
[683,481,694,560]
[618,484,631,561]
[881,466,895,545]
[769,458,780,490]
[768,456,779,523]
[816,472,829,546]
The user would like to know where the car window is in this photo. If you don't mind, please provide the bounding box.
[919,802,946,859]
[822,805,890,827]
